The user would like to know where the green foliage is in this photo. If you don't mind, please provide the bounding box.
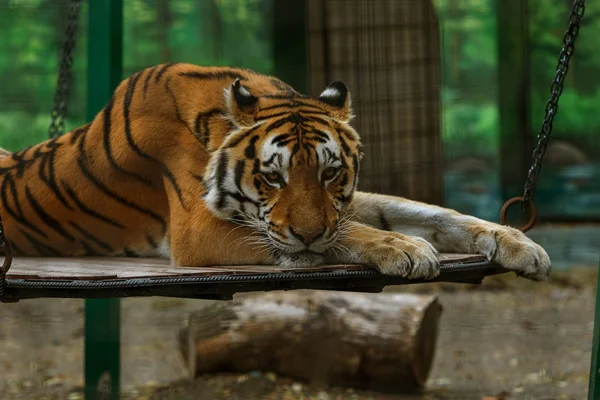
[1,0,599,161]
[0,0,272,152]
[436,0,600,162]
[442,100,499,161]
[0,111,84,151]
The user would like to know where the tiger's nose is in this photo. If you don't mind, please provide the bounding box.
[289,226,325,245]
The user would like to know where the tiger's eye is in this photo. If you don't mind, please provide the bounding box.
[264,171,281,184]
[322,167,338,181]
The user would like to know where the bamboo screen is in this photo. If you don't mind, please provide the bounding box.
[306,0,444,205]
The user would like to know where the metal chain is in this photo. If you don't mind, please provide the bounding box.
[0,213,12,300]
[522,0,585,204]
[48,0,82,138]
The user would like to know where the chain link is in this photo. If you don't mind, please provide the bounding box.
[522,0,585,205]
[48,0,82,138]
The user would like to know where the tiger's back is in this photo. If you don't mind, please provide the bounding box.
[0,63,304,258]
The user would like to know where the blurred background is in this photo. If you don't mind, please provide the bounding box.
[0,0,599,399]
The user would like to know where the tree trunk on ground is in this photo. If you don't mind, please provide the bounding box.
[178,290,443,392]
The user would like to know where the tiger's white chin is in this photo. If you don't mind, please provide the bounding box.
[276,251,326,269]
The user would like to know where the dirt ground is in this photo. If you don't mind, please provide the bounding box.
[0,267,597,400]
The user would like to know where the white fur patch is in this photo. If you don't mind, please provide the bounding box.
[157,236,171,258]
[238,85,252,97]
[320,87,340,99]
[260,143,291,182]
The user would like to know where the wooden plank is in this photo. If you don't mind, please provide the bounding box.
[5,254,487,281]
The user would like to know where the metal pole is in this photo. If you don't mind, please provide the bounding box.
[84,0,123,399]
[272,0,308,93]
[588,261,600,400]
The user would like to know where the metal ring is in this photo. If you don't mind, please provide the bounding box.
[500,196,538,233]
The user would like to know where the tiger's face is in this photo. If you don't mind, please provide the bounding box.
[204,79,362,267]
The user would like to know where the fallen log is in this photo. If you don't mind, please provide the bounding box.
[178,290,442,392]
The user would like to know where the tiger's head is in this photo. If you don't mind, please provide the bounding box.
[204,78,362,267]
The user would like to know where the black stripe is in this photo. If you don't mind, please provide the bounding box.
[270,133,291,145]
[337,131,351,156]
[25,186,75,241]
[37,144,74,210]
[224,124,262,149]
[8,240,23,256]
[154,62,179,84]
[143,66,158,95]
[234,160,245,192]
[146,234,158,248]
[123,73,188,211]
[164,76,193,134]
[10,145,29,178]
[264,115,295,133]
[269,78,296,94]
[70,222,113,252]
[124,247,140,257]
[215,152,229,209]
[255,111,292,121]
[303,114,331,126]
[351,154,360,192]
[179,70,246,81]
[339,172,348,187]
[302,142,317,161]
[252,158,261,174]
[244,135,259,159]
[77,134,167,233]
[80,239,101,256]
[289,143,300,166]
[276,139,295,147]
[262,153,278,167]
[336,125,357,143]
[69,123,92,145]
[103,95,153,186]
[379,212,391,231]
[309,129,331,142]
[1,174,48,238]
[194,108,223,148]
[254,177,262,191]
[61,181,126,229]
[323,147,340,163]
[19,228,60,256]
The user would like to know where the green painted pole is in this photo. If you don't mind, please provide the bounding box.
[496,0,532,214]
[84,1,122,399]
[272,0,308,93]
[588,261,600,400]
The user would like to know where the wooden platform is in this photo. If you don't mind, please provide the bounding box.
[1,254,508,302]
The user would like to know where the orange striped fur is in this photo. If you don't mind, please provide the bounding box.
[0,63,551,281]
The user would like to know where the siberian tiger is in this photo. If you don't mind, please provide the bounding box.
[0,63,550,281]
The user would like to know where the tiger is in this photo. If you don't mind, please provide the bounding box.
[0,63,550,281]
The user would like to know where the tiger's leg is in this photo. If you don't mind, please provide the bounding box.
[343,191,550,281]
[159,150,277,267]
[328,220,441,279]
[168,205,277,267]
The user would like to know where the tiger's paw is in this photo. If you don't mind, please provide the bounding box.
[359,233,441,280]
[473,224,551,281]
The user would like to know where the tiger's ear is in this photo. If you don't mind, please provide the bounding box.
[318,81,353,122]
[225,78,259,127]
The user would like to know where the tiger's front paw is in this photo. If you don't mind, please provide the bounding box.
[474,224,551,281]
[360,233,441,280]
